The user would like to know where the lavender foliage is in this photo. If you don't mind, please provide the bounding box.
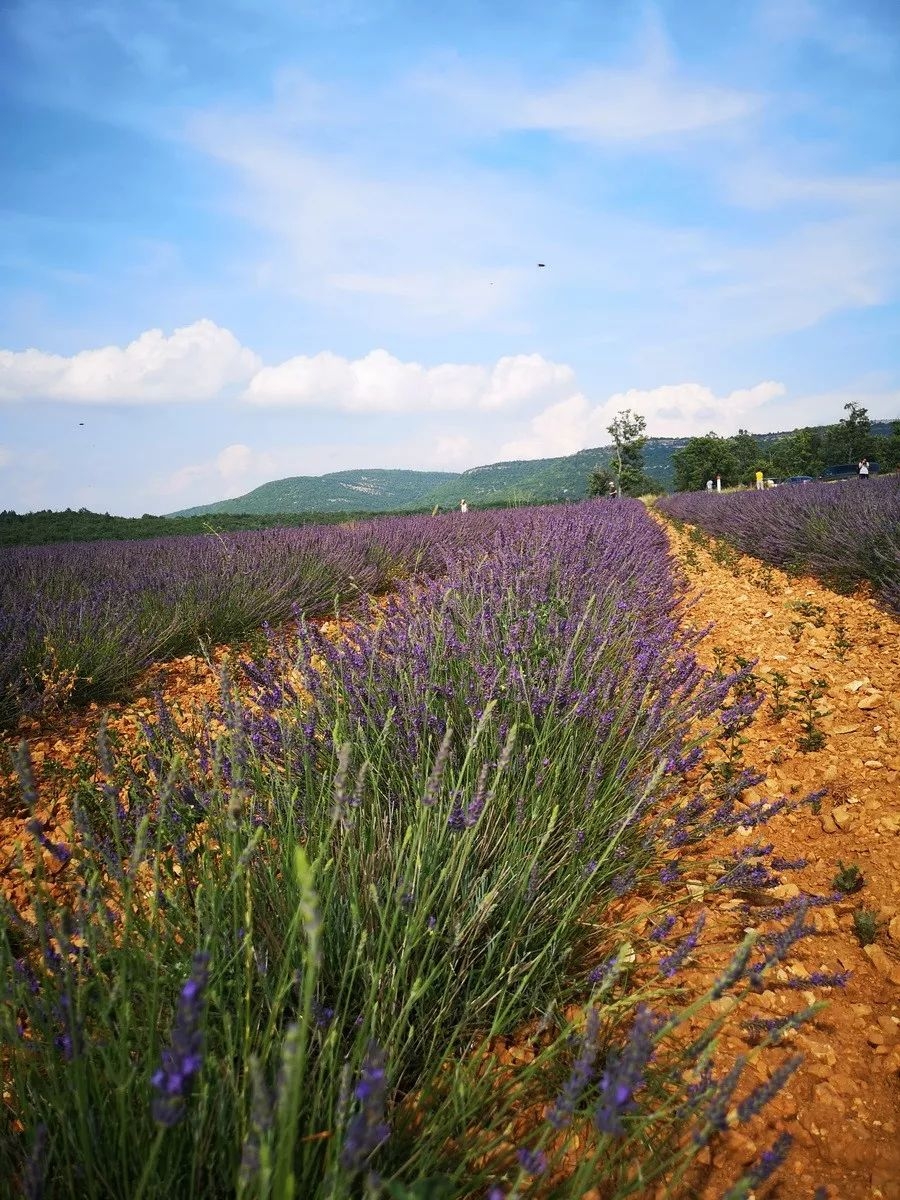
[657,474,900,613]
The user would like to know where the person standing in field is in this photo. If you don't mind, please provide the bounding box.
[858,459,869,481]
[716,474,722,492]
[755,469,764,491]
[460,498,469,513]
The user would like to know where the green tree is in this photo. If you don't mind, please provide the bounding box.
[671,434,739,492]
[879,421,900,470]
[587,465,617,497]
[726,428,773,486]
[607,409,651,497]
[821,403,875,465]
[768,427,824,479]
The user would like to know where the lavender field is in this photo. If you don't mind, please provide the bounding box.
[2,501,832,1198]
[0,511,508,729]
[657,475,900,614]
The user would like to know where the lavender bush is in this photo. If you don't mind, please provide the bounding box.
[657,474,900,613]
[1,501,833,1197]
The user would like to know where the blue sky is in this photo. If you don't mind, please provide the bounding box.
[1,0,898,515]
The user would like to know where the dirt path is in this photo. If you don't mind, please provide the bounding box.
[661,517,900,1200]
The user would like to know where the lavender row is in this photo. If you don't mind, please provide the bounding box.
[2,501,832,1196]
[657,474,900,613]
[0,510,506,728]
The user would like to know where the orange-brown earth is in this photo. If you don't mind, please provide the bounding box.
[659,517,900,1200]
[2,533,898,1198]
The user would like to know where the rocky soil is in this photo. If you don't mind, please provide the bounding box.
[661,517,900,1200]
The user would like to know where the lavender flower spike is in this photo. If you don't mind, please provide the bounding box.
[659,911,706,979]
[151,951,210,1128]
[516,1147,547,1177]
[594,1006,661,1136]
[340,1043,390,1172]
[548,1008,600,1129]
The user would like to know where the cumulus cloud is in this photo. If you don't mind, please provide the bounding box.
[244,349,574,412]
[158,443,292,498]
[501,381,787,459]
[0,320,261,404]
[0,323,576,416]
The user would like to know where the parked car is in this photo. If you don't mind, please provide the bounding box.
[783,475,815,485]
[823,462,880,479]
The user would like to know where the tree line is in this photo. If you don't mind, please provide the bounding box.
[0,508,355,548]
[587,404,900,497]
[668,405,900,492]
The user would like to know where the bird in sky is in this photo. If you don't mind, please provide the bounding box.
[537,263,546,268]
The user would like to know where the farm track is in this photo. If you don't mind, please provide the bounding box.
[2,530,899,1198]
[660,517,900,1200]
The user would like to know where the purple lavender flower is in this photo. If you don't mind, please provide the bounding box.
[516,1147,547,1177]
[311,998,335,1028]
[783,970,850,990]
[548,1008,599,1129]
[594,1006,661,1136]
[746,1131,793,1187]
[698,1056,745,1139]
[742,1012,810,1043]
[659,912,706,978]
[710,938,754,999]
[650,913,677,942]
[151,951,210,1127]
[25,818,71,865]
[736,1055,802,1124]
[588,956,618,988]
[340,1043,390,1171]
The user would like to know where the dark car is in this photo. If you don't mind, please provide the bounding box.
[783,475,815,485]
[823,462,880,479]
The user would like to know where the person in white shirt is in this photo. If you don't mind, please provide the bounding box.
[858,459,869,480]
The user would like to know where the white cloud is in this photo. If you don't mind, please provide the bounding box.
[0,322,573,415]
[501,394,596,460]
[244,349,574,412]
[416,63,761,145]
[158,443,294,498]
[0,320,261,404]
[501,381,787,458]
[605,381,786,434]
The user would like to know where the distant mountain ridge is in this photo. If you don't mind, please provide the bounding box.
[169,423,897,517]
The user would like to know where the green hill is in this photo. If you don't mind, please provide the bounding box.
[167,441,702,517]
[170,469,459,517]
[169,441,690,517]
